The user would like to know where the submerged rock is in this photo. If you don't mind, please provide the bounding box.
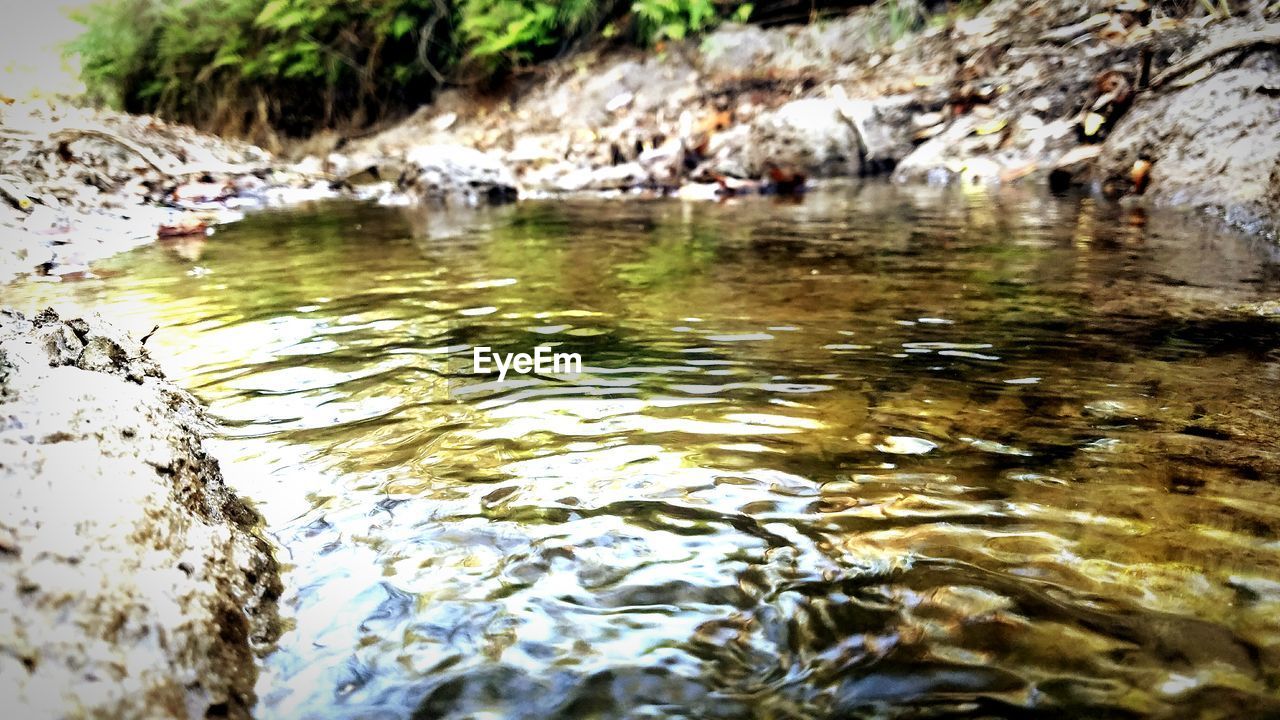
[0,309,280,719]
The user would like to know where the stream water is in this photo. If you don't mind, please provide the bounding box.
[7,184,1280,719]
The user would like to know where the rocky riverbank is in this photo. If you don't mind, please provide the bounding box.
[0,101,342,281]
[0,309,280,719]
[3,1,1277,284]
[303,0,1279,239]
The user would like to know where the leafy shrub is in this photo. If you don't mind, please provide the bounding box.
[632,0,717,43]
[70,0,154,110]
[457,0,614,70]
[70,0,452,139]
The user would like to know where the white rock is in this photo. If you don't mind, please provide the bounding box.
[747,98,862,177]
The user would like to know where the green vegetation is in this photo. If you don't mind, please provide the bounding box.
[456,0,607,72]
[633,0,725,43]
[70,0,452,138]
[67,0,755,139]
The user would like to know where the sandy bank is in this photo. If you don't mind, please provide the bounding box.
[0,308,280,719]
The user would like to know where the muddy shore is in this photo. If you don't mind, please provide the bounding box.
[0,309,280,719]
[0,100,348,282]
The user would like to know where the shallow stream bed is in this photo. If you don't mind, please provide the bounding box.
[7,184,1280,718]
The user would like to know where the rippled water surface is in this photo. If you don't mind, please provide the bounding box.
[9,185,1280,719]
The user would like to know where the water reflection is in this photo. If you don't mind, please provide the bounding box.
[6,184,1280,718]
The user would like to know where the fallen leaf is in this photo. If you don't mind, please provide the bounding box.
[913,111,946,129]
[605,92,634,113]
[913,124,946,141]
[1000,163,1039,183]
[698,110,732,134]
[1127,26,1153,44]
[1130,158,1153,192]
[1171,64,1214,89]
[1055,144,1104,169]
[1082,112,1106,136]
[157,216,209,238]
[974,117,1008,135]
[1099,14,1129,43]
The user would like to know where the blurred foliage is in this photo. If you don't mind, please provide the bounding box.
[70,0,451,139]
[456,0,609,70]
[67,0,758,138]
[632,0,719,43]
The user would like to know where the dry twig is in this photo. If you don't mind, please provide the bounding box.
[1150,23,1280,88]
[49,128,173,175]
